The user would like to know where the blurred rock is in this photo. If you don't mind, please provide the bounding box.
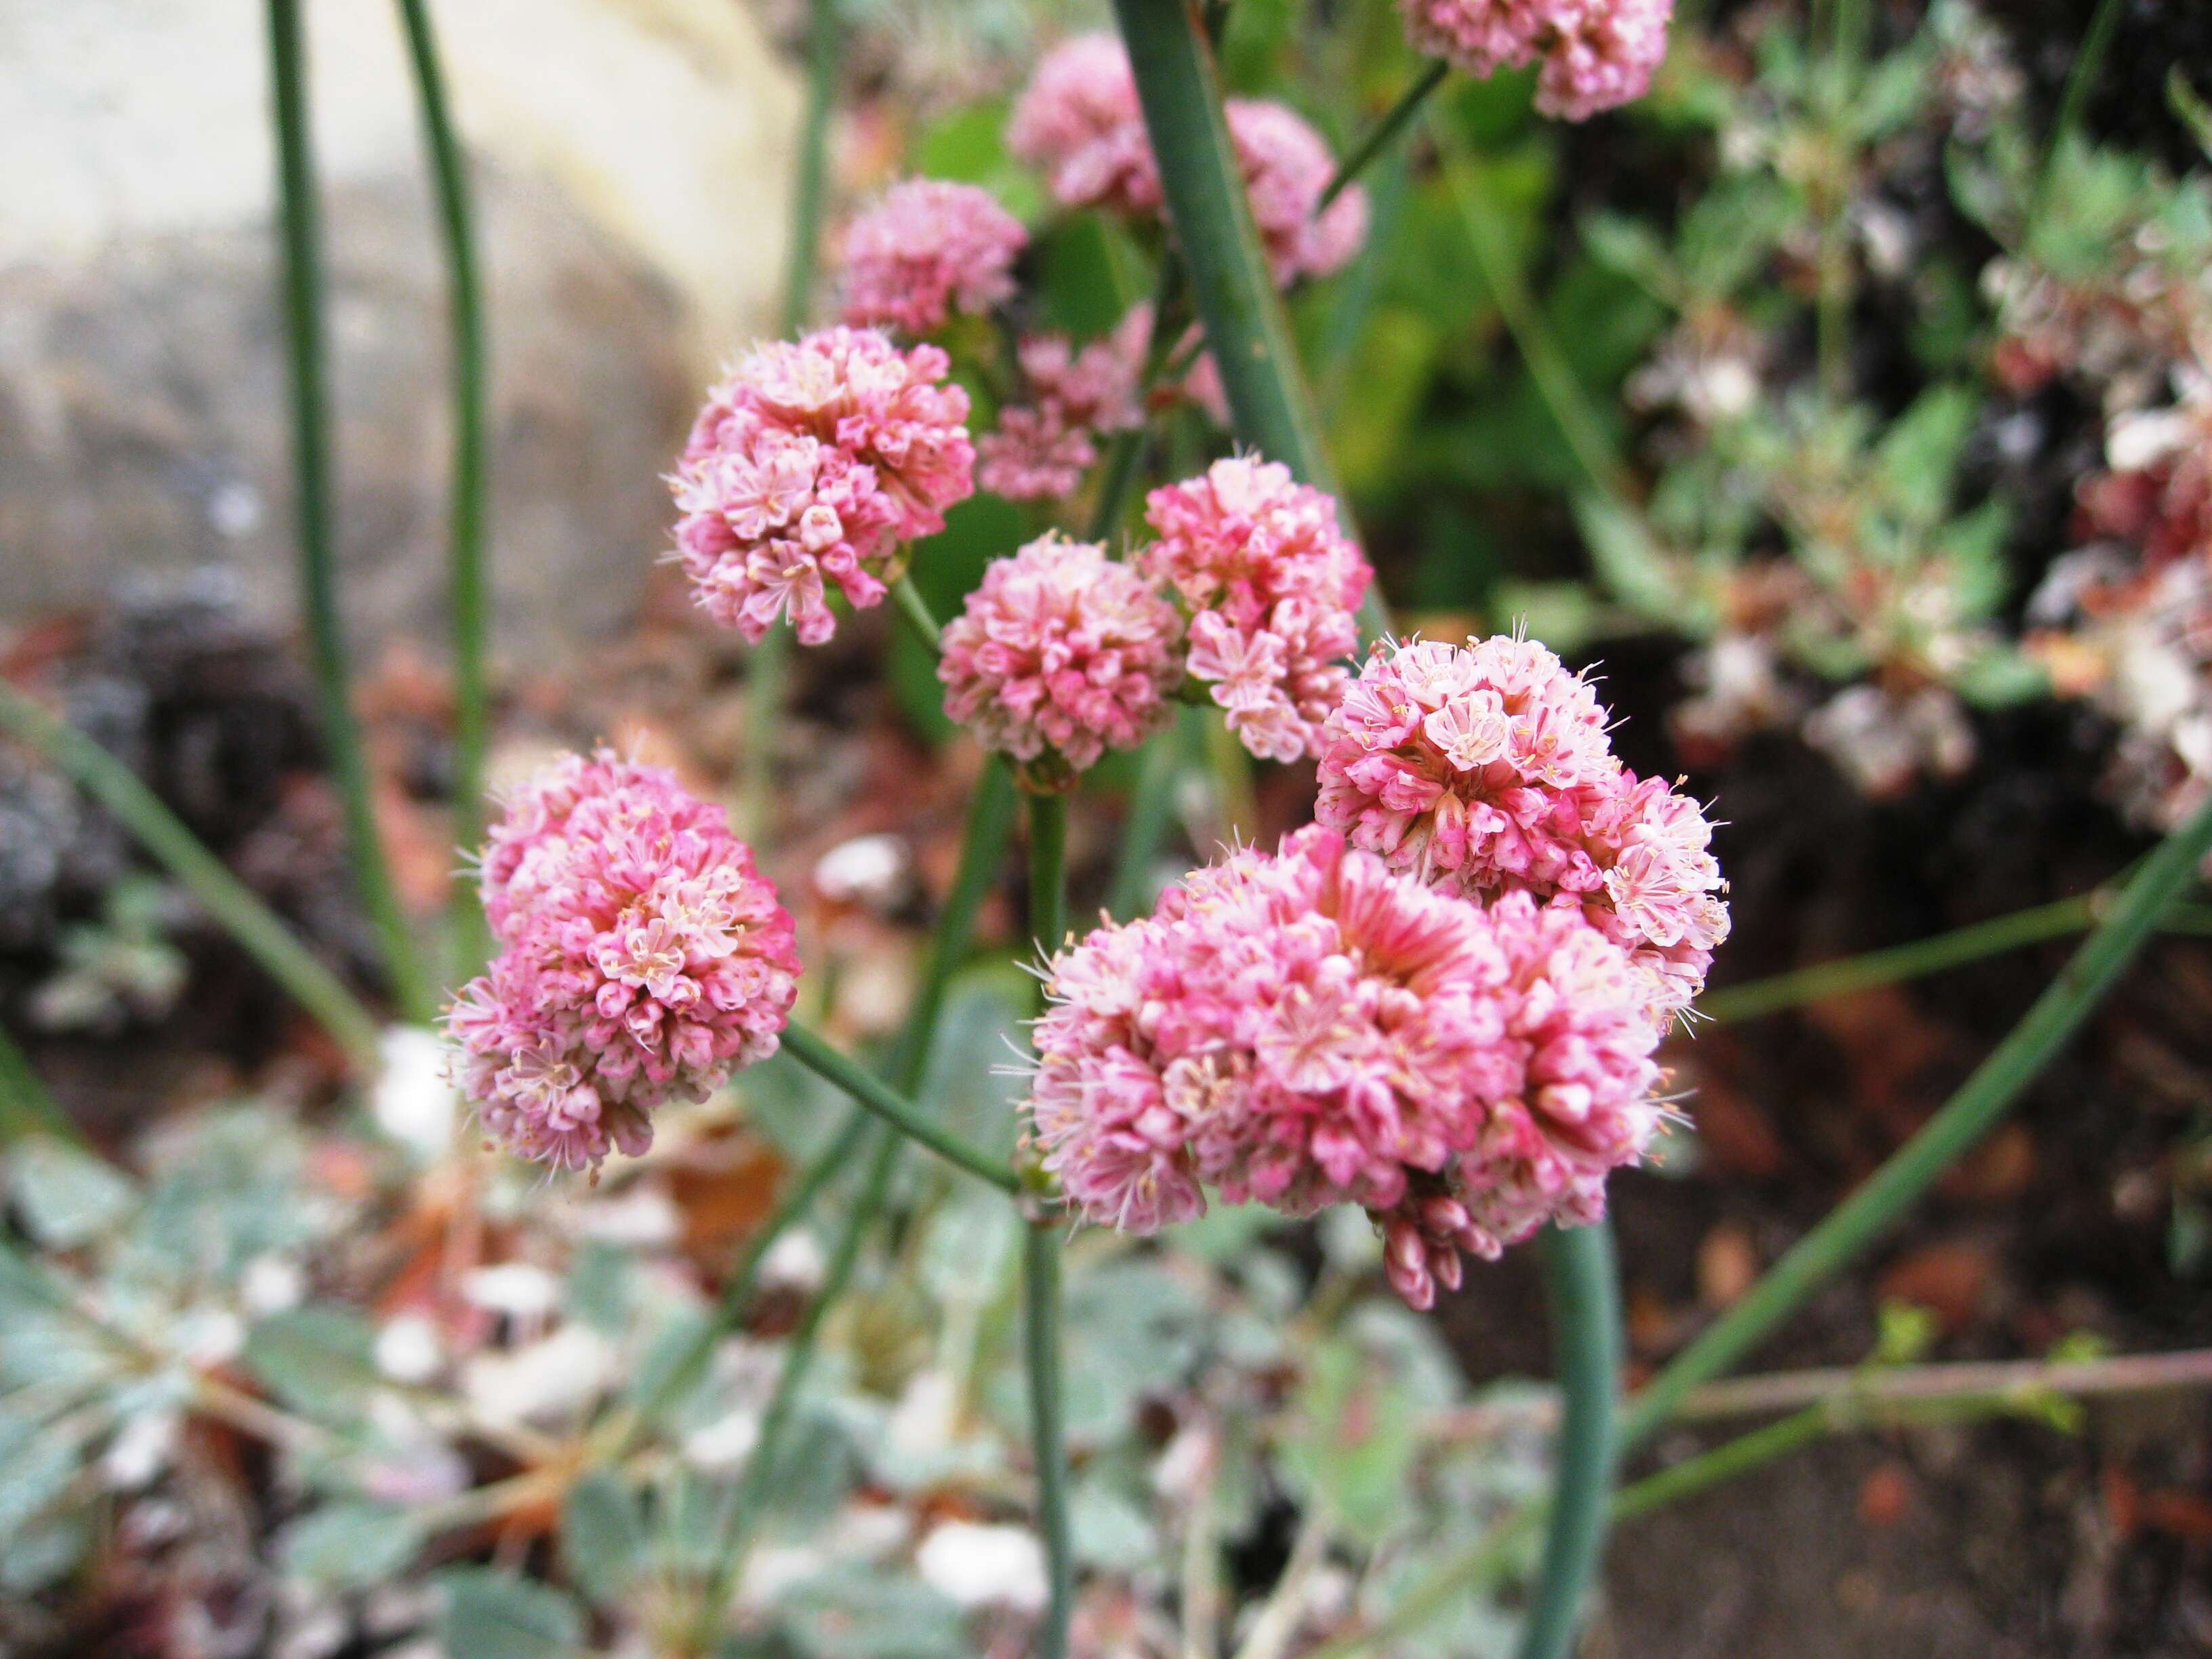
[0,0,800,657]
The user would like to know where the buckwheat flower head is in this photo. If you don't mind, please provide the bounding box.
[939,535,1183,786]
[838,179,1028,335]
[1372,889,1666,1307]
[1006,34,1155,216]
[1314,634,1729,1019]
[672,326,975,644]
[1224,99,1370,283]
[1401,0,1673,120]
[1140,457,1372,762]
[1025,827,1662,1304]
[447,752,800,1173]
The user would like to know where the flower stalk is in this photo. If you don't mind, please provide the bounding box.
[266,0,434,1023]
[1516,1221,1620,1659]
[393,0,493,974]
[779,1022,1019,1193]
[1620,787,2212,1449]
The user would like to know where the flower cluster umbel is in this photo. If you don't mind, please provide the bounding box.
[1028,827,1666,1308]
[671,327,975,645]
[937,458,1372,787]
[446,752,800,1174]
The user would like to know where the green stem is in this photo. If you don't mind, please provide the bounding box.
[0,683,384,1065]
[1024,1221,1075,1659]
[1620,788,2212,1450]
[1608,1407,1829,1524]
[892,573,945,655]
[779,1022,1019,1193]
[782,0,840,334]
[1699,892,2099,1025]
[394,0,492,978]
[266,0,433,1024]
[1026,791,1069,966]
[620,1105,871,1435]
[1430,115,1635,505]
[0,1023,81,1148]
[1108,0,1390,642]
[693,1122,901,1646]
[740,624,792,847]
[1516,1222,1620,1659]
[1019,786,1075,1655]
[1320,60,1448,212]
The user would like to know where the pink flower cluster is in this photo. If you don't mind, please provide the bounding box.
[1140,458,1372,762]
[1006,35,1368,285]
[1315,635,1729,1021]
[1401,0,1673,120]
[671,326,975,645]
[1026,826,1662,1307]
[937,535,1184,784]
[446,752,800,1174]
[836,179,1029,336]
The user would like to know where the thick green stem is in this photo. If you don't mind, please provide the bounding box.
[0,684,384,1065]
[394,0,492,976]
[1108,0,1389,642]
[779,1022,1019,1193]
[1024,1221,1075,1659]
[1517,1222,1620,1659]
[266,0,432,1023]
[741,623,792,846]
[1621,789,2212,1450]
[0,1023,81,1148]
[1320,60,1448,212]
[1026,792,1070,966]
[1019,786,1075,1655]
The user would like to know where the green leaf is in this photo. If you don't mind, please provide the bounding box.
[8,1137,137,1248]
[243,1307,380,1424]
[772,1564,967,1659]
[434,1567,585,1659]
[281,1502,426,1589]
[1330,305,1441,495]
[911,99,1044,220]
[0,1420,82,1538]
[560,1469,647,1606]
[1874,385,1976,522]
[0,1509,92,1594]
